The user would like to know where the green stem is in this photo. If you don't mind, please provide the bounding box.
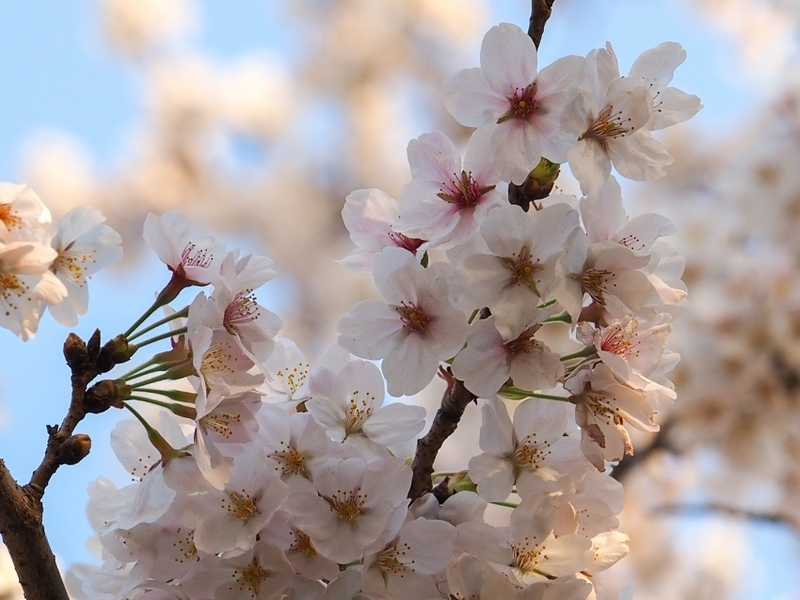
[124,296,167,339]
[560,347,596,362]
[116,357,159,381]
[489,500,519,509]
[128,307,189,342]
[134,388,197,403]
[127,396,196,419]
[543,311,571,324]
[135,327,188,349]
[530,392,571,402]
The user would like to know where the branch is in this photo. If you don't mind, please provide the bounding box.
[0,330,131,600]
[408,376,476,502]
[528,0,556,49]
[0,461,69,600]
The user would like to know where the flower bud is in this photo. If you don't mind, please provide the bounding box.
[83,379,129,414]
[56,434,91,465]
[97,335,137,374]
[63,333,88,372]
[508,158,561,211]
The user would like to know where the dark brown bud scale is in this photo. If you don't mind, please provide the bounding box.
[56,434,92,465]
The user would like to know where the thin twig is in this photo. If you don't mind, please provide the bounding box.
[528,0,555,49]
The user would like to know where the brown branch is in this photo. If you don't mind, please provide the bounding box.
[0,461,69,600]
[0,330,131,600]
[408,377,476,502]
[528,0,556,49]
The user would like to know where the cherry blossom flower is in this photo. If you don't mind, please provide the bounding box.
[0,183,51,243]
[468,398,587,501]
[451,202,578,329]
[340,188,427,273]
[394,128,506,251]
[459,494,594,584]
[192,445,289,556]
[361,517,456,599]
[451,312,564,399]
[181,539,294,600]
[211,251,283,363]
[563,42,701,193]
[307,358,426,458]
[565,362,661,469]
[337,247,468,396]
[256,404,343,491]
[0,240,66,339]
[47,206,123,326]
[260,338,311,405]
[443,551,523,600]
[143,211,225,304]
[286,456,411,563]
[443,22,585,184]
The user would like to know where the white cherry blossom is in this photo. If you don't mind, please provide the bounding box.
[443,22,585,184]
[337,247,468,396]
[47,206,123,326]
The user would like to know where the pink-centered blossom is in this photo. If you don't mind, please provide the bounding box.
[451,312,564,399]
[337,247,468,396]
[340,188,427,273]
[443,22,585,184]
[451,202,578,329]
[395,128,506,251]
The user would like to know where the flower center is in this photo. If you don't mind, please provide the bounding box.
[511,534,547,576]
[498,83,539,123]
[600,319,639,357]
[225,289,260,327]
[512,433,552,470]
[581,104,634,142]
[289,529,317,557]
[344,389,375,435]
[327,489,366,522]
[504,326,543,356]
[270,442,307,476]
[437,170,496,208]
[501,246,542,294]
[395,301,431,333]
[231,558,269,596]
[223,490,260,521]
[388,230,426,255]
[200,410,241,439]
[580,268,612,304]
[0,205,21,231]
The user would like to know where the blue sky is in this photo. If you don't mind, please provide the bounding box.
[0,1,789,598]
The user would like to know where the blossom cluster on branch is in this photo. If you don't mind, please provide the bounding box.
[0,19,700,600]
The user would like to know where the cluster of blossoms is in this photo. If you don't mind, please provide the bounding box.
[0,183,122,339]
[0,21,699,600]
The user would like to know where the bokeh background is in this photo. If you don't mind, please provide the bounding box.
[1,0,798,598]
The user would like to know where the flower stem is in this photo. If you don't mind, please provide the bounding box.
[127,306,189,342]
[134,327,188,349]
